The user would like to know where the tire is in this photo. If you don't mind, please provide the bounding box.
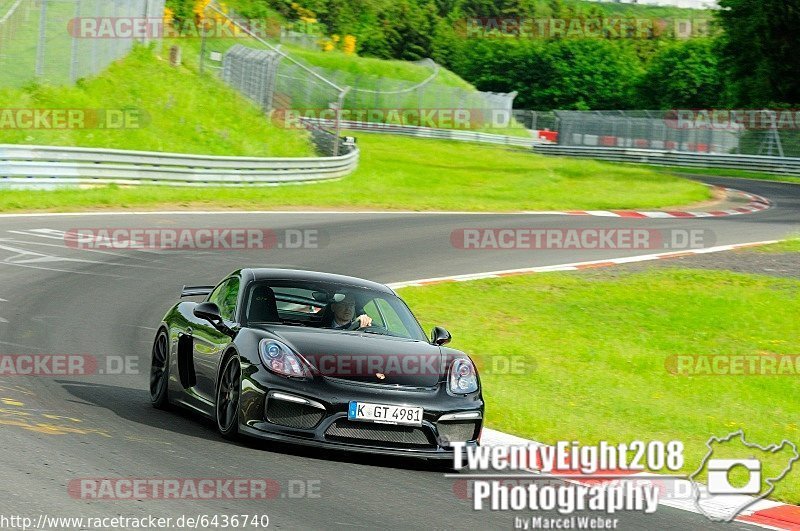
[216,354,241,440]
[150,330,171,409]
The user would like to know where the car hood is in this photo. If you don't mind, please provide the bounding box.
[257,325,444,387]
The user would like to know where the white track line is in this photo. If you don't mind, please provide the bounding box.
[387,240,780,289]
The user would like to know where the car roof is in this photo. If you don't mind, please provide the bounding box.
[238,268,395,294]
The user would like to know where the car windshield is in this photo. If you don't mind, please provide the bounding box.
[243,279,428,341]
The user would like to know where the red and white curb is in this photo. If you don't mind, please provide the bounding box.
[550,187,772,219]
[386,240,780,289]
[479,429,800,530]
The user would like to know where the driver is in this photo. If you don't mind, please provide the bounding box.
[330,292,372,330]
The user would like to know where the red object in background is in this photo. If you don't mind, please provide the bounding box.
[600,136,616,147]
[538,129,558,142]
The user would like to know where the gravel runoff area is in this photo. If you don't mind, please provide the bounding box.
[579,249,800,280]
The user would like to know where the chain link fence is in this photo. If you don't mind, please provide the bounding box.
[278,28,317,51]
[511,110,557,131]
[199,2,518,135]
[554,110,800,157]
[0,0,164,88]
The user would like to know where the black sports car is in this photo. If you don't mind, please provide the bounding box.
[150,268,483,460]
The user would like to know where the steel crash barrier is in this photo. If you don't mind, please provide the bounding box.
[301,118,544,148]
[0,142,360,187]
[532,144,800,177]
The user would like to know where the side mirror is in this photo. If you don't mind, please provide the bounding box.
[194,302,234,336]
[431,326,452,346]
[194,301,222,323]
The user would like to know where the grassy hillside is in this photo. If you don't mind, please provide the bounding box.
[180,24,527,134]
[0,45,314,157]
[184,32,472,90]
[285,46,473,90]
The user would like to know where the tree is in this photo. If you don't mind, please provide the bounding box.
[453,38,643,109]
[717,0,800,106]
[637,39,724,108]
[383,0,436,60]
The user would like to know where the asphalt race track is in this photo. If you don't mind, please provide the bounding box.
[0,176,797,530]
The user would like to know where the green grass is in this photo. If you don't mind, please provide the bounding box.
[0,0,15,15]
[399,270,800,503]
[285,45,473,90]
[0,132,709,212]
[649,165,800,185]
[753,236,800,253]
[0,46,313,157]
[0,0,55,87]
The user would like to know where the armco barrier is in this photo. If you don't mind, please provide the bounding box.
[0,142,359,187]
[533,144,800,177]
[303,118,541,148]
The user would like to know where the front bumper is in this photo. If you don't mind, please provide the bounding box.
[240,364,484,459]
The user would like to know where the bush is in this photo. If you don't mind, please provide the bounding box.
[636,38,725,108]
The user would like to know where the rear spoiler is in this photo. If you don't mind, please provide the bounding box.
[181,285,215,298]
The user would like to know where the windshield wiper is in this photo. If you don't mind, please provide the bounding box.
[360,329,387,336]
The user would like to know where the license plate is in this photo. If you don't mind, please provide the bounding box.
[348,401,423,426]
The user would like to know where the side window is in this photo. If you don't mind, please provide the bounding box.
[208,277,240,321]
[375,299,411,336]
[362,300,385,327]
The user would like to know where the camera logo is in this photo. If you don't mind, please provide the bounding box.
[689,430,798,522]
[707,459,761,495]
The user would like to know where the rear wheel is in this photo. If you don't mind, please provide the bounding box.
[216,355,241,439]
[150,330,170,409]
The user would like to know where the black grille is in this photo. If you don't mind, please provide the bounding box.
[325,419,433,448]
[265,399,324,429]
[438,421,480,443]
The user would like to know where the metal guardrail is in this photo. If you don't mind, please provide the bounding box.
[0,143,360,187]
[304,118,541,148]
[533,145,800,177]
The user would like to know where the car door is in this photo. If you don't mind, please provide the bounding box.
[192,275,240,405]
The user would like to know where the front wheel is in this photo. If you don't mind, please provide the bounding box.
[150,330,171,409]
[216,355,241,440]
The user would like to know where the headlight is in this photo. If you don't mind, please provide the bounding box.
[259,339,310,378]
[449,358,478,394]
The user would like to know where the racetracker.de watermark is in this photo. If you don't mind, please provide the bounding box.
[68,478,321,500]
[666,354,800,376]
[301,354,531,377]
[667,109,800,130]
[64,228,325,251]
[462,17,710,39]
[67,17,281,39]
[451,229,714,250]
[0,354,138,376]
[0,108,147,130]
[272,108,515,130]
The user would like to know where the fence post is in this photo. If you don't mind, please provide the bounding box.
[69,0,82,83]
[140,0,147,45]
[199,26,207,74]
[332,87,350,157]
[264,50,281,111]
[35,0,48,78]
